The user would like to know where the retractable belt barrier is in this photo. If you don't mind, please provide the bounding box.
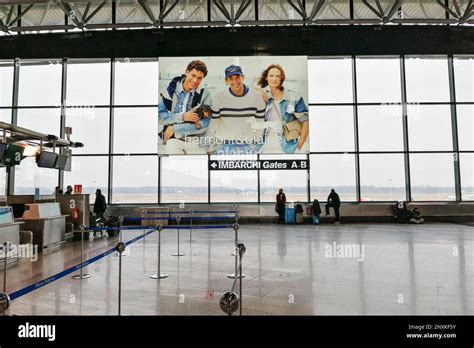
[87,226,152,231]
[7,227,157,302]
[5,221,235,302]
[0,207,242,315]
[220,242,246,316]
[162,225,234,229]
[124,216,235,221]
[142,210,237,214]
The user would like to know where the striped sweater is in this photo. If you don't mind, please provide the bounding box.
[209,86,266,142]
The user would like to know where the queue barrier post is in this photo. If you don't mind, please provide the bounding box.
[72,225,91,280]
[172,216,185,257]
[150,225,168,280]
[116,241,126,316]
[227,223,244,279]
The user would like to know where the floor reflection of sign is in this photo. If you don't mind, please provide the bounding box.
[209,159,309,170]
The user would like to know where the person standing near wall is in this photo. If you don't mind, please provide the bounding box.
[275,188,286,224]
[93,189,107,221]
[93,189,107,238]
[325,189,341,224]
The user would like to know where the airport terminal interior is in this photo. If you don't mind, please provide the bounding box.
[0,0,473,318]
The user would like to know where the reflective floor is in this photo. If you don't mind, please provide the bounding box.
[4,223,474,315]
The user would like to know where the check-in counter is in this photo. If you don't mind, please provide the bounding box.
[55,194,90,231]
[18,203,66,252]
[0,206,23,267]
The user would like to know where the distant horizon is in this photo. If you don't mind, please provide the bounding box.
[9,185,473,203]
[12,185,473,193]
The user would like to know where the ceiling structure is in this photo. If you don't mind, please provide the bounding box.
[0,0,472,34]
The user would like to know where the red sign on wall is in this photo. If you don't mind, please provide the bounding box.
[74,185,82,194]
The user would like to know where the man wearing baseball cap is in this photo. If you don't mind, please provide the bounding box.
[208,65,266,155]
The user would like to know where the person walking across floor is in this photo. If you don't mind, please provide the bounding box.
[325,189,341,224]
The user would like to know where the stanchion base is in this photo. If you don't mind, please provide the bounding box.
[150,273,168,279]
[185,240,197,243]
[227,273,245,279]
[172,253,185,256]
[72,273,91,279]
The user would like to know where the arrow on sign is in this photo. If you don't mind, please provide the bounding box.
[210,162,217,169]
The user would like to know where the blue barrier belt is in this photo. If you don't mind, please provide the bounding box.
[142,211,192,214]
[86,226,151,231]
[125,217,169,221]
[177,216,236,220]
[8,227,157,301]
[142,210,237,214]
[163,225,233,229]
[191,210,237,214]
[125,217,235,221]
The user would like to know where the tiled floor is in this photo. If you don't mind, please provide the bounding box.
[3,222,474,315]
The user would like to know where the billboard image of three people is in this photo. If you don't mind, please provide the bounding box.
[158,56,309,155]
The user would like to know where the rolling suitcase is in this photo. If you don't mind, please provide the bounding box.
[285,207,295,224]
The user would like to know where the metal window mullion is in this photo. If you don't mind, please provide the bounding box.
[160,0,164,28]
[59,58,67,190]
[400,55,411,201]
[17,5,21,35]
[448,55,462,201]
[307,152,310,202]
[157,58,161,205]
[112,0,116,27]
[255,0,259,21]
[7,59,20,196]
[208,0,211,22]
[352,56,361,203]
[158,156,161,204]
[257,154,260,204]
[108,59,115,205]
[65,4,68,33]
[208,153,211,203]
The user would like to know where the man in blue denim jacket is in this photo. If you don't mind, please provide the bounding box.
[158,60,212,154]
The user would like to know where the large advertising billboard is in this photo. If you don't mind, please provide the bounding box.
[158,56,309,155]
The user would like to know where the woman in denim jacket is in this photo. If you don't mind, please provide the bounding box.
[257,64,309,154]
